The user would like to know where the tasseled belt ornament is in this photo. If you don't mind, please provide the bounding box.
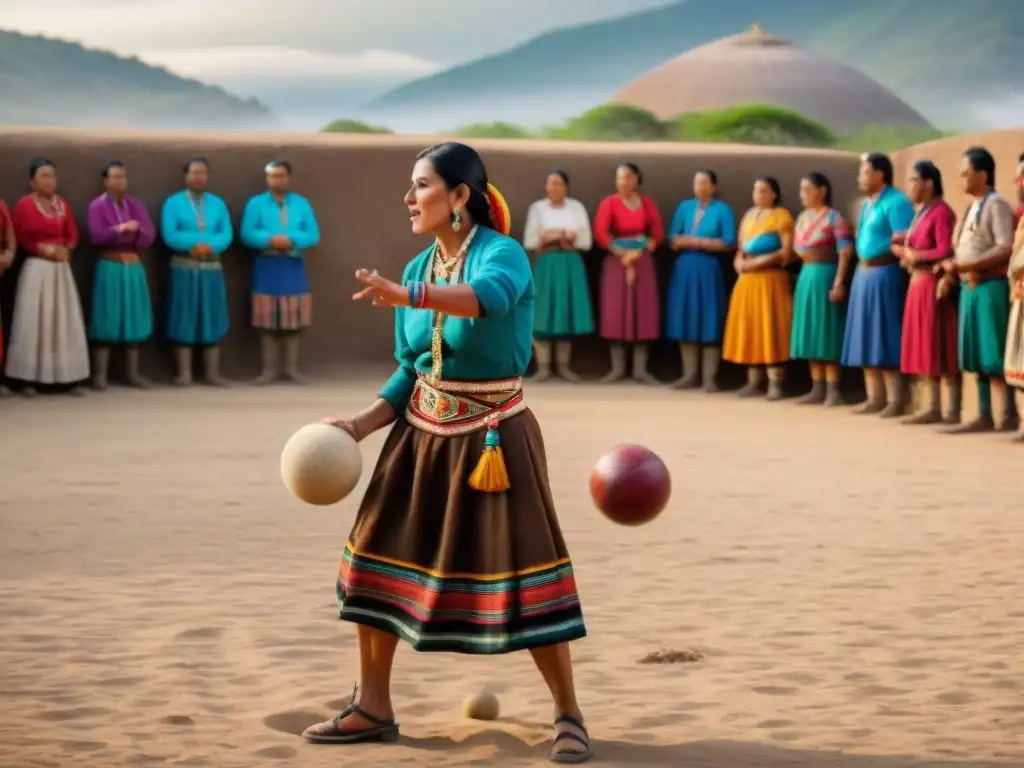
[405,376,526,492]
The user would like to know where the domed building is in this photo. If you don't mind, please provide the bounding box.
[610,24,931,133]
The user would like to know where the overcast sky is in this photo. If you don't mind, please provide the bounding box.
[1,0,674,80]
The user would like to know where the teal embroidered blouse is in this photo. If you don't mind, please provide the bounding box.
[379,227,535,412]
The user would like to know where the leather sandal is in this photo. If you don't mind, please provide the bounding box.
[302,685,399,745]
[550,714,591,764]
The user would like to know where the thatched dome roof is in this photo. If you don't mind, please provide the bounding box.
[610,24,931,133]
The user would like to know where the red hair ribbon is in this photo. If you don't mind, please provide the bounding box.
[486,183,511,236]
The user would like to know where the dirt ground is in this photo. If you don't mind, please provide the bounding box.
[1,377,1021,768]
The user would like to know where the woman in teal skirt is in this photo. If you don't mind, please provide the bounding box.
[523,169,594,381]
[790,172,854,405]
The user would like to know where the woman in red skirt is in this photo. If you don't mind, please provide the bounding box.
[895,160,960,424]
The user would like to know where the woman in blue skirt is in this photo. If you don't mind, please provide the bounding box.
[664,170,736,391]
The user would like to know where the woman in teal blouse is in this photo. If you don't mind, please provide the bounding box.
[307,143,590,764]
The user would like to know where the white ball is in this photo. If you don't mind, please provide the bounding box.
[461,691,500,721]
[280,423,363,506]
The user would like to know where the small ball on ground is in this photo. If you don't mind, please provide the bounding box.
[280,422,363,506]
[461,691,500,721]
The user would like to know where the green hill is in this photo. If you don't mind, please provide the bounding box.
[0,30,273,130]
[368,0,1023,129]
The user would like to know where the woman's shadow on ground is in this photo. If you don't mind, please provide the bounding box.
[267,710,1011,767]
[404,727,1008,767]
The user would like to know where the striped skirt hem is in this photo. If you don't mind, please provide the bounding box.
[337,544,586,654]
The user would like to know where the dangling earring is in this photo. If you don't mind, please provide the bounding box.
[451,207,462,232]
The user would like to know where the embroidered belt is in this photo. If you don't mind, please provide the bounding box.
[100,250,140,264]
[171,255,223,270]
[860,254,899,268]
[406,376,526,436]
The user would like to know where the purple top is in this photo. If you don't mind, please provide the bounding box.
[87,193,156,250]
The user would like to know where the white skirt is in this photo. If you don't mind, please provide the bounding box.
[5,258,90,384]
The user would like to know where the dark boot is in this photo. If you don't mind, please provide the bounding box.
[701,347,721,393]
[632,344,658,384]
[798,379,826,405]
[600,343,627,384]
[202,345,230,387]
[125,345,152,389]
[531,340,553,382]
[554,341,581,383]
[253,332,279,385]
[944,381,962,425]
[738,366,764,397]
[824,380,845,407]
[91,345,111,391]
[282,334,308,384]
[669,343,700,389]
[879,373,907,418]
[903,378,940,424]
[766,367,785,402]
[172,346,193,387]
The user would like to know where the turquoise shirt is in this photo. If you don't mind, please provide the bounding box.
[668,198,736,255]
[240,191,320,255]
[160,190,233,255]
[380,227,535,412]
[856,186,914,261]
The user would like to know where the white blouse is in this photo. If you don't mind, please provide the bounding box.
[523,197,593,252]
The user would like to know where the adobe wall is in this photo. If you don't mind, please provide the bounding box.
[0,128,862,386]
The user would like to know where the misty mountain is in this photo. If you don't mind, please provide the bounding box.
[362,0,1024,133]
[0,30,274,131]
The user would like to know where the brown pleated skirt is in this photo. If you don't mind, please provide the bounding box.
[336,408,587,654]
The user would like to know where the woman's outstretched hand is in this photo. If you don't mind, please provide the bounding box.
[322,417,361,441]
[352,269,408,308]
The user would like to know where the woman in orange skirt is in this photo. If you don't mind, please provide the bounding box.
[723,177,795,399]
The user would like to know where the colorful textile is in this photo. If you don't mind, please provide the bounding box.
[739,206,793,255]
[664,198,736,343]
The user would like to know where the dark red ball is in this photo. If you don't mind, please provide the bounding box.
[589,444,671,526]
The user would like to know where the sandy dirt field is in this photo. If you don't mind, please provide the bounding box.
[1,377,1022,768]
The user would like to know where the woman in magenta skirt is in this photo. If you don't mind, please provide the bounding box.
[593,163,664,383]
[894,160,960,425]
